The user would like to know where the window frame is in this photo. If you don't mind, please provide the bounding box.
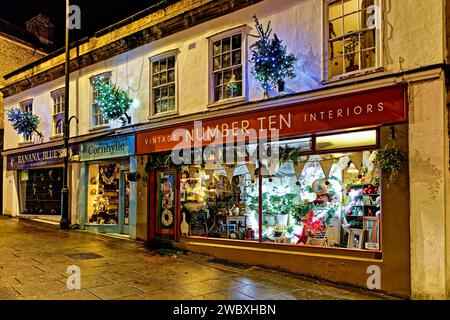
[19,99,34,143]
[149,49,180,119]
[324,0,383,82]
[207,25,250,107]
[90,72,112,130]
[51,87,65,138]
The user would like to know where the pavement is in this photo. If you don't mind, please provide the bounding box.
[0,216,393,300]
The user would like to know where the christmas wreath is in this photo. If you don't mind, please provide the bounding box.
[161,209,174,227]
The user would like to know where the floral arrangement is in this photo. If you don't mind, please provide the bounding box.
[93,79,133,125]
[7,108,43,139]
[374,146,406,186]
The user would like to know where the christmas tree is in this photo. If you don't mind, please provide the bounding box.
[250,14,297,95]
[93,79,133,125]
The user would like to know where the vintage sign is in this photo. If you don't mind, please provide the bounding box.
[79,136,135,161]
[6,146,79,171]
[136,85,407,154]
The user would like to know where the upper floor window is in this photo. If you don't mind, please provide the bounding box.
[91,73,111,128]
[51,88,65,137]
[327,0,379,79]
[209,28,246,104]
[151,51,178,116]
[19,100,33,142]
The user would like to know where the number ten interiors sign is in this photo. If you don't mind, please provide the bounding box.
[80,136,135,161]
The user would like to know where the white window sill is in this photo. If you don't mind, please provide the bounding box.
[322,67,384,85]
[89,124,110,132]
[49,135,63,141]
[18,141,33,147]
[207,96,246,109]
[147,110,179,121]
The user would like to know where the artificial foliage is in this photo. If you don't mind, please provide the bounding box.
[93,79,133,125]
[249,14,297,94]
[7,108,43,139]
[373,146,406,186]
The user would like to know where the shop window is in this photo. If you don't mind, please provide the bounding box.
[180,164,259,241]
[91,73,111,128]
[19,168,63,215]
[19,100,33,142]
[51,88,65,137]
[327,0,379,79]
[316,130,377,151]
[87,163,121,225]
[209,28,246,104]
[151,52,178,116]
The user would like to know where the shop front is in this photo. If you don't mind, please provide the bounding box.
[78,136,137,236]
[5,145,68,220]
[136,85,410,296]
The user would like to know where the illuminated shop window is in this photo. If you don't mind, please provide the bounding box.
[327,0,379,79]
[51,88,65,137]
[316,130,377,151]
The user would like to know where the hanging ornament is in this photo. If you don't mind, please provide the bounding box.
[225,167,235,184]
[320,159,334,178]
[246,163,257,182]
[349,153,363,172]
[293,161,307,180]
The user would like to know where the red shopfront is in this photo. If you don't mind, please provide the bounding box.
[136,85,410,297]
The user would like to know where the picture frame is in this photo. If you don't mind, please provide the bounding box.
[363,217,380,250]
[347,228,364,249]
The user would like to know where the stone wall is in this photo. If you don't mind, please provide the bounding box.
[0,36,46,129]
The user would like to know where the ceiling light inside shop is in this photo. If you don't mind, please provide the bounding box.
[316,130,377,151]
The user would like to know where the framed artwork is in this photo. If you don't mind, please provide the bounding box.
[363,217,380,250]
[347,228,364,249]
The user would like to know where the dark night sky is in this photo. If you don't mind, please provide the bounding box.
[0,0,163,49]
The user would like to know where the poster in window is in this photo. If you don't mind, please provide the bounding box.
[156,169,177,240]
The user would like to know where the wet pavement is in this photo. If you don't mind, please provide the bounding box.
[0,216,393,300]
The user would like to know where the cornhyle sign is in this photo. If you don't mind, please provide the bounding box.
[79,136,135,161]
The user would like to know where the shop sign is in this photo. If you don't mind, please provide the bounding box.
[6,146,78,171]
[79,136,135,161]
[136,85,407,154]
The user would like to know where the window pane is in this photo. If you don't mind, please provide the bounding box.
[232,50,242,66]
[160,59,167,72]
[343,12,359,34]
[360,0,374,10]
[361,48,376,69]
[153,75,160,87]
[223,69,232,84]
[168,85,175,98]
[234,82,242,97]
[316,130,377,151]
[213,40,221,56]
[329,2,342,20]
[160,72,168,85]
[329,40,343,61]
[214,72,223,87]
[345,52,360,72]
[224,85,232,99]
[168,70,175,83]
[214,86,223,101]
[329,19,343,38]
[222,53,231,68]
[153,62,160,73]
[344,0,358,15]
[213,56,221,71]
[360,30,375,50]
[169,97,176,111]
[233,67,242,81]
[329,55,344,78]
[232,34,242,50]
[167,56,175,69]
[222,37,231,52]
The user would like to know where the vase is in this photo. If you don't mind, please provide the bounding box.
[277,214,289,226]
[265,215,276,226]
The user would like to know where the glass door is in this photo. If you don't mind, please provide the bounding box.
[119,171,130,235]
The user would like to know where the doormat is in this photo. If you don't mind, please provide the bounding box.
[66,253,104,260]
[156,248,184,257]
[207,258,251,270]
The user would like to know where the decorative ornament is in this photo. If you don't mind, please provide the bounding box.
[293,161,306,180]
[249,14,297,96]
[161,209,174,227]
[320,159,334,178]
[7,108,43,141]
[100,164,120,185]
[92,79,133,125]
[349,153,363,172]
[225,167,235,183]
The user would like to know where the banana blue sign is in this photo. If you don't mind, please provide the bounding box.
[80,136,135,161]
[6,146,78,171]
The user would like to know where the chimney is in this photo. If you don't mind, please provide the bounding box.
[25,14,54,46]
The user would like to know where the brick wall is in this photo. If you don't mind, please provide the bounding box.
[0,37,46,130]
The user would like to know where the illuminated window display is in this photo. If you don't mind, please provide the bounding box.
[181,130,382,251]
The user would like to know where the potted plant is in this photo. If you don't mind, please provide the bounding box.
[343,34,360,73]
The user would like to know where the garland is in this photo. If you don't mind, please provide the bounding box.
[93,79,133,125]
[250,14,297,94]
[7,108,43,140]
[100,164,120,185]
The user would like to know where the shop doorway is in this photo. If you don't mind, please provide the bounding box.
[119,170,130,235]
[152,168,178,241]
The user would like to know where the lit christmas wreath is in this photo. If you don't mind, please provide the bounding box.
[161,209,174,227]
